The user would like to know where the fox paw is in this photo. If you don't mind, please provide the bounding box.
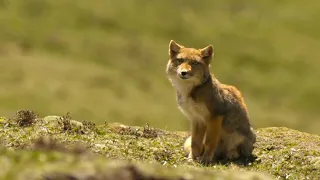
[198,156,214,166]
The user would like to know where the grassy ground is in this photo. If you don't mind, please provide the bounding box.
[0,110,319,180]
[0,0,320,134]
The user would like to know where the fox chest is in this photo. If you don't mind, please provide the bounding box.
[177,96,211,122]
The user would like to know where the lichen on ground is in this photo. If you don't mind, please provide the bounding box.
[0,110,319,180]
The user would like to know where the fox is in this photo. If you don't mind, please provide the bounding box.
[166,40,256,164]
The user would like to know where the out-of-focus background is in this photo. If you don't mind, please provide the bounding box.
[0,0,319,134]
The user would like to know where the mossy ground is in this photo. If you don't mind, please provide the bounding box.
[0,110,319,180]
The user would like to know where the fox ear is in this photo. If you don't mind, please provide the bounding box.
[169,40,182,57]
[200,45,214,58]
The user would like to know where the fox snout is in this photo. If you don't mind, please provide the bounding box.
[178,64,192,79]
[179,69,189,79]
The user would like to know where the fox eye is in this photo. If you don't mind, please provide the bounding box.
[176,58,184,64]
[190,61,200,66]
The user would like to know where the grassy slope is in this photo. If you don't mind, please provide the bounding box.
[0,111,319,180]
[0,0,320,134]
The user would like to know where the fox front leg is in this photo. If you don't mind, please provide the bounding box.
[199,116,223,165]
[190,120,206,160]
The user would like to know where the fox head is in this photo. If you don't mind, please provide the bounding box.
[166,40,214,89]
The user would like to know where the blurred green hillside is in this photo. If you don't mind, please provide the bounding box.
[0,0,319,134]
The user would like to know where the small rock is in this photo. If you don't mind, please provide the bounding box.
[43,115,61,122]
[70,120,83,128]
